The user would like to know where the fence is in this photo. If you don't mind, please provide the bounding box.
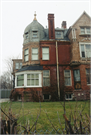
[0,89,11,98]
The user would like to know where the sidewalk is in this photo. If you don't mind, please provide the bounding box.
[0,98,10,103]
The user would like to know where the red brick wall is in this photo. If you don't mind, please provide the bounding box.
[40,41,70,65]
[58,42,70,64]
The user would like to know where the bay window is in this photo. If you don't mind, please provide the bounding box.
[17,74,24,86]
[64,70,71,86]
[43,70,50,86]
[15,71,42,88]
[80,43,91,58]
[32,48,38,60]
[27,74,39,86]
[42,47,49,60]
[24,49,29,62]
[86,69,91,84]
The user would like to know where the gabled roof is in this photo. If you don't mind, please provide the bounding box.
[72,11,91,27]
[67,11,91,35]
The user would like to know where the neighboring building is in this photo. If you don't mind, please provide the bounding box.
[11,11,91,101]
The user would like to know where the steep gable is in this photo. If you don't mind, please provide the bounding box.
[72,11,91,27]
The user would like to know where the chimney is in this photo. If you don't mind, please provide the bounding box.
[48,14,55,39]
[62,21,66,29]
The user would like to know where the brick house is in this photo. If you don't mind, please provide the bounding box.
[11,11,91,101]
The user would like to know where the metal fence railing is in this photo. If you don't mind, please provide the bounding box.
[0,89,11,98]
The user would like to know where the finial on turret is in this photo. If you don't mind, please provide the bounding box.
[34,11,37,21]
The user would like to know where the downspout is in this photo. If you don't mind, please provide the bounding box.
[56,41,60,99]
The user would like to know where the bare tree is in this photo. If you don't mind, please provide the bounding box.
[3,55,21,89]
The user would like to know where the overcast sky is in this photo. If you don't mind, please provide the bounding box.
[0,0,91,75]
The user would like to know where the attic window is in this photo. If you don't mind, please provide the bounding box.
[32,31,38,38]
[25,32,29,39]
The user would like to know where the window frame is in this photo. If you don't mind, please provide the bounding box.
[65,93,73,100]
[25,32,29,39]
[32,31,38,38]
[42,47,49,60]
[27,73,39,86]
[24,48,29,62]
[64,70,72,86]
[15,63,19,69]
[79,42,91,58]
[43,70,50,86]
[15,71,42,88]
[55,31,63,39]
[15,62,22,69]
[73,69,81,90]
[17,74,24,86]
[32,48,38,60]
[86,68,91,85]
[80,27,91,35]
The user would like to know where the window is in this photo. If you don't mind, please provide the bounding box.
[64,70,71,86]
[32,31,38,38]
[20,63,22,69]
[43,70,50,86]
[32,48,38,60]
[55,31,63,39]
[15,63,19,69]
[24,49,29,62]
[44,94,50,100]
[74,69,81,89]
[27,74,39,86]
[86,69,91,84]
[25,32,29,39]
[15,63,22,69]
[72,28,76,40]
[80,27,91,34]
[17,74,24,86]
[42,48,49,60]
[80,43,91,58]
[65,94,73,100]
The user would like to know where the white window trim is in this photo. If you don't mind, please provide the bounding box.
[79,42,91,58]
[64,70,72,86]
[42,47,49,60]
[65,93,73,100]
[32,48,38,60]
[15,71,42,88]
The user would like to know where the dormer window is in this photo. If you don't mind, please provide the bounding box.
[25,32,29,39]
[55,31,63,39]
[80,27,91,35]
[32,31,38,38]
